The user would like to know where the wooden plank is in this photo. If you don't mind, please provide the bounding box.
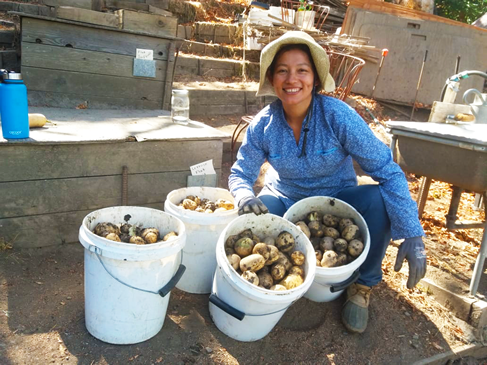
[23,66,164,102]
[56,6,119,28]
[105,0,149,11]
[0,140,223,182]
[22,42,169,80]
[428,101,473,123]
[92,0,105,11]
[57,0,93,10]
[118,9,177,37]
[149,5,172,16]
[147,0,169,10]
[22,17,172,61]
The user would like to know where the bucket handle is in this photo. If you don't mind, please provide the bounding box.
[93,247,186,298]
[329,269,360,293]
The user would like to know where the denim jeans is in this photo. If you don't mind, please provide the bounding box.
[258,185,392,287]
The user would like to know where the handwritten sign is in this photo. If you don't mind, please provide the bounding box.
[190,160,216,176]
[136,48,153,60]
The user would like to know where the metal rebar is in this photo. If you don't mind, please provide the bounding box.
[122,166,128,206]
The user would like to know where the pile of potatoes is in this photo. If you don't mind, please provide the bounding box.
[225,228,307,291]
[178,195,234,213]
[293,211,365,268]
[93,222,178,245]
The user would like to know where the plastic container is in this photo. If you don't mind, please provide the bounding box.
[78,206,186,344]
[284,196,370,302]
[0,71,29,139]
[171,89,190,125]
[164,187,238,294]
[209,213,316,342]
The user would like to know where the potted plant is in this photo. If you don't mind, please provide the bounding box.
[295,0,315,30]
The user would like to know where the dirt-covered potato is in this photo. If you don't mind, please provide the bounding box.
[263,236,275,246]
[348,239,364,257]
[195,206,205,213]
[334,238,348,253]
[280,274,304,290]
[295,221,311,239]
[225,247,235,256]
[120,223,131,235]
[225,234,239,249]
[227,254,241,271]
[240,254,266,272]
[182,199,197,210]
[270,284,287,291]
[316,258,322,267]
[321,250,338,267]
[290,251,305,266]
[289,266,305,277]
[130,236,145,245]
[257,271,274,289]
[252,243,270,260]
[323,227,340,240]
[204,201,216,211]
[105,233,121,242]
[308,220,324,238]
[319,236,334,252]
[141,228,159,244]
[120,233,131,243]
[339,218,355,233]
[239,228,253,239]
[271,263,287,281]
[336,253,348,266]
[342,225,360,241]
[216,198,234,210]
[265,245,280,266]
[322,214,339,228]
[275,231,295,253]
[163,231,178,241]
[234,237,255,257]
[94,222,120,236]
[306,211,322,223]
[310,237,321,250]
[315,250,323,261]
[275,252,292,271]
[252,234,262,243]
[241,271,259,286]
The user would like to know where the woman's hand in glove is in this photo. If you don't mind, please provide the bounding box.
[394,236,427,289]
[238,196,269,216]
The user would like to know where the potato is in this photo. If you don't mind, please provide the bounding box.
[339,218,355,232]
[239,228,253,239]
[120,223,132,235]
[308,220,324,238]
[319,236,334,252]
[323,227,340,240]
[257,271,274,289]
[120,233,131,243]
[342,225,360,241]
[290,251,305,266]
[322,213,339,228]
[182,199,197,210]
[275,252,292,271]
[316,258,322,267]
[225,247,235,256]
[185,195,196,201]
[130,236,145,245]
[28,113,48,128]
[192,196,201,206]
[240,254,266,272]
[289,265,305,277]
[252,234,262,243]
[204,209,213,214]
[163,231,178,241]
[306,211,322,223]
[259,265,269,273]
[348,239,364,257]
[195,206,205,213]
[333,238,348,253]
[310,237,321,250]
[295,221,311,239]
[214,207,227,213]
[336,253,348,266]
[271,263,287,281]
[265,245,280,266]
[225,234,240,249]
[94,222,120,236]
[241,271,259,286]
[105,232,121,242]
[227,254,241,271]
[270,284,287,291]
[280,274,304,290]
[263,236,275,246]
[321,250,338,267]
[275,231,295,253]
[141,228,159,244]
[315,249,323,261]
[234,237,255,257]
[216,198,234,210]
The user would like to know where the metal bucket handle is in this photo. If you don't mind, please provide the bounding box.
[312,268,360,293]
[463,88,487,106]
[91,245,186,297]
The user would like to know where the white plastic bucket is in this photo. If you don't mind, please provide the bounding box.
[209,213,316,342]
[283,196,370,302]
[78,206,186,344]
[164,187,238,294]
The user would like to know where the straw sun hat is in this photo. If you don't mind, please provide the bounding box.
[256,31,336,97]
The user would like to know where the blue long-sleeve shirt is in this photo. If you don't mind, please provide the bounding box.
[229,94,424,240]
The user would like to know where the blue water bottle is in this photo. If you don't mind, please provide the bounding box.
[0,69,29,139]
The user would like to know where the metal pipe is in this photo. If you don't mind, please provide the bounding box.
[469,223,487,296]
[410,50,428,120]
[122,166,128,206]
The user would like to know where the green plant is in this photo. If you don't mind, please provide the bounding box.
[298,0,313,11]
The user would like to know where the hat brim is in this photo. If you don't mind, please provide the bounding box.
[256,31,335,97]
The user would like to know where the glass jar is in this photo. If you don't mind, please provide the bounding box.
[171,89,190,124]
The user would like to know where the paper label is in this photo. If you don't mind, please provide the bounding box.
[190,160,216,176]
[136,49,153,60]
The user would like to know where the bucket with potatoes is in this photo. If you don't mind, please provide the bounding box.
[209,213,316,342]
[283,196,370,302]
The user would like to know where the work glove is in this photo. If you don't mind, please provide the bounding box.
[238,196,269,216]
[394,236,427,289]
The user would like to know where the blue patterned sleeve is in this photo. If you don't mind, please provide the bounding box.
[328,101,425,240]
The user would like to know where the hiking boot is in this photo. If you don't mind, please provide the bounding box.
[341,283,372,333]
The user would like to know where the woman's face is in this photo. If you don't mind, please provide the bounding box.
[269,48,317,109]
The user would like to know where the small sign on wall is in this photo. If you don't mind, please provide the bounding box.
[133,48,156,78]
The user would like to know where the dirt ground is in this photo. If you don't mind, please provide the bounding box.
[1,100,486,364]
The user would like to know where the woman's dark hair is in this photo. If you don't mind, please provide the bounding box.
[266,44,321,89]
